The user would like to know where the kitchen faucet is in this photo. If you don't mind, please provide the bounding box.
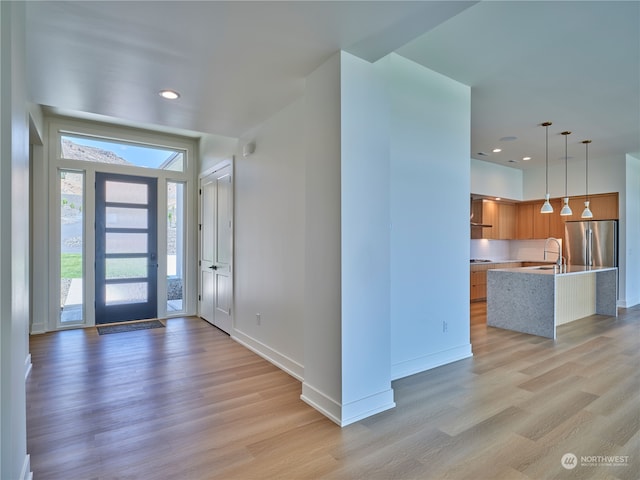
[544,237,565,272]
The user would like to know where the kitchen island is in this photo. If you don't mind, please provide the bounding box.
[487,265,617,339]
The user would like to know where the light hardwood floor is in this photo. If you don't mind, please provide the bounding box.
[27,305,639,480]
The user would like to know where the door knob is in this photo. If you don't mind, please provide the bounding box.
[209,265,217,270]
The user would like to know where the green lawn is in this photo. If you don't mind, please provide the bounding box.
[61,254,147,279]
[61,253,82,278]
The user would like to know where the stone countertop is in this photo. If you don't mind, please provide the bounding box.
[490,265,618,276]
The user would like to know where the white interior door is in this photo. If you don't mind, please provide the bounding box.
[199,165,233,333]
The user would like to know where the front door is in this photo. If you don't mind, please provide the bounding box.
[95,173,158,324]
[199,165,233,333]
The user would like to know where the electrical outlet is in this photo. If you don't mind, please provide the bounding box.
[256,313,261,325]
[443,321,448,333]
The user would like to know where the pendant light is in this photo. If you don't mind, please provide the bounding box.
[560,131,573,216]
[581,140,593,218]
[540,122,554,213]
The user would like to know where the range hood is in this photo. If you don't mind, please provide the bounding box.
[470,196,493,227]
[470,212,492,228]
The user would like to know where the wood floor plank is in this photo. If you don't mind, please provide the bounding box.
[27,306,640,479]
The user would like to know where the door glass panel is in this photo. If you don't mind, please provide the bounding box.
[60,170,84,324]
[106,257,147,280]
[105,181,148,204]
[106,207,148,228]
[106,233,148,253]
[105,283,148,305]
[167,182,184,313]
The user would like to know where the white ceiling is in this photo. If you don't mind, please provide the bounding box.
[26,1,639,170]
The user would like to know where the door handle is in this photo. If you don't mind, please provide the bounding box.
[209,265,217,270]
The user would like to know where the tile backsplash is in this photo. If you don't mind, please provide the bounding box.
[471,238,562,262]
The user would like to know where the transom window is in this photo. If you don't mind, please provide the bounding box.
[60,133,185,172]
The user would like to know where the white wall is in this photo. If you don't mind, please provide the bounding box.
[0,2,32,478]
[381,54,472,380]
[301,53,343,421]
[622,154,640,307]
[230,98,306,379]
[199,133,238,174]
[523,155,625,201]
[471,158,523,200]
[339,52,394,424]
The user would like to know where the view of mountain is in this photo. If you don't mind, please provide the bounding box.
[61,138,133,165]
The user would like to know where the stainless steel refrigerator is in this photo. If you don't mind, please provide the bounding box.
[564,220,618,267]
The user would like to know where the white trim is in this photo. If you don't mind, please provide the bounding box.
[19,455,32,480]
[618,297,640,308]
[300,382,342,426]
[391,344,473,381]
[232,329,304,381]
[199,158,232,180]
[30,322,46,335]
[341,389,396,427]
[24,354,32,380]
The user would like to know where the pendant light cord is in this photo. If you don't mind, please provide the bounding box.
[542,121,552,194]
[585,141,589,201]
[561,130,571,197]
[546,125,549,193]
[565,133,568,197]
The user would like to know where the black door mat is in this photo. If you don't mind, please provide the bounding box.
[97,320,165,335]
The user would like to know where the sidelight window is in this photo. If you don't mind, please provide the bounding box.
[59,170,84,324]
[167,182,185,312]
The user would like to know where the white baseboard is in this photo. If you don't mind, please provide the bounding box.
[20,454,32,480]
[30,321,46,334]
[300,382,341,425]
[618,297,640,308]
[24,353,32,379]
[232,329,304,381]
[341,388,395,427]
[391,343,473,381]
[301,382,396,427]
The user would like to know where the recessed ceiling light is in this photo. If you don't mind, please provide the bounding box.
[522,156,532,161]
[159,89,180,100]
[499,136,518,142]
[492,148,502,153]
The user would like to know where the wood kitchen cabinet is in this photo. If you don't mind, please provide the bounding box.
[548,198,566,238]
[516,203,534,239]
[532,202,551,239]
[558,195,586,222]
[551,193,618,223]
[470,270,487,301]
[473,193,618,241]
[470,262,523,301]
[498,203,516,239]
[472,199,516,240]
[588,193,618,220]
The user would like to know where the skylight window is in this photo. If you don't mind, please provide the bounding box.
[60,134,185,172]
